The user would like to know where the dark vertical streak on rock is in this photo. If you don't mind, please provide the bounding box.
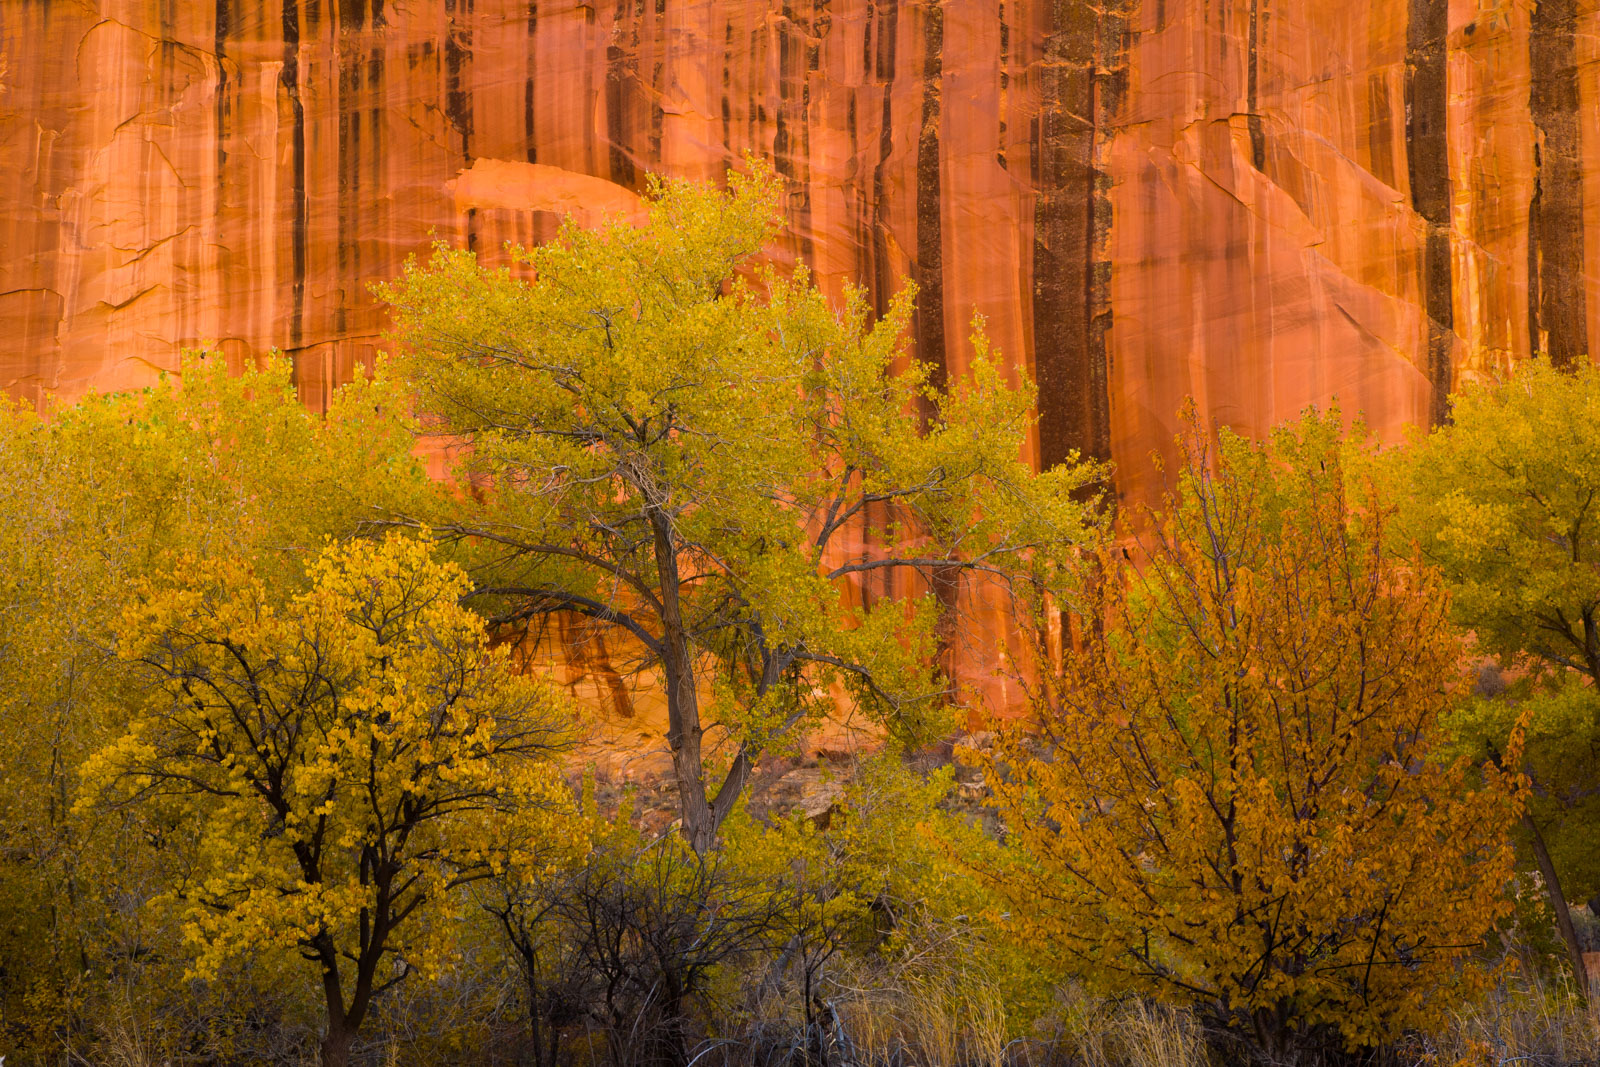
[749,26,763,149]
[775,4,795,178]
[525,2,539,163]
[337,39,361,339]
[802,7,819,264]
[1528,0,1588,368]
[366,46,383,359]
[997,0,1009,169]
[583,5,597,174]
[524,80,537,162]
[1032,0,1091,470]
[1090,8,1125,466]
[847,90,863,274]
[722,19,733,150]
[281,0,308,350]
[915,0,946,397]
[1031,0,1119,472]
[863,0,875,79]
[1247,0,1265,171]
[647,0,664,163]
[870,0,898,320]
[607,0,636,186]
[445,0,474,162]
[337,60,350,326]
[214,0,229,178]
[1405,0,1455,422]
[211,0,232,361]
[802,0,823,264]
[1529,159,1545,356]
[775,0,817,265]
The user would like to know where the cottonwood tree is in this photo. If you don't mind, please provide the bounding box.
[378,162,1101,852]
[1392,358,1600,999]
[980,410,1522,1062]
[0,354,431,1048]
[81,536,578,1067]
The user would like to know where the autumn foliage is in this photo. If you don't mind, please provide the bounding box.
[376,162,1100,853]
[81,536,579,1067]
[1392,358,1600,1000]
[0,168,1581,1067]
[979,411,1524,1060]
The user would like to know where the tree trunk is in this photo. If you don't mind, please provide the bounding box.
[316,931,378,1067]
[1525,812,1589,1000]
[320,1023,357,1067]
[318,948,356,1067]
[665,628,716,853]
[528,974,545,1067]
[650,511,717,852]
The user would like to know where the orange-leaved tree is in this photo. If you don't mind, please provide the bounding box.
[80,535,581,1067]
[976,409,1522,1062]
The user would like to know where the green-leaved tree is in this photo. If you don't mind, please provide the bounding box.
[1392,357,1600,996]
[377,163,1102,851]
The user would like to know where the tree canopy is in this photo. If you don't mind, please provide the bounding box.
[82,535,579,1067]
[979,410,1522,1060]
[377,162,1103,850]
[1392,358,1600,681]
[1392,358,1600,999]
[0,355,432,1048]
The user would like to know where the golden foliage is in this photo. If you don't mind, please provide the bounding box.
[0,353,431,1051]
[978,409,1523,1055]
[81,534,581,1063]
[377,160,1104,850]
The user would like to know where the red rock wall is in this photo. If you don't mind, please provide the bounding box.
[3,0,1597,497]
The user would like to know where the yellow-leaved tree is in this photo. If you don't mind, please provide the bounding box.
[1390,357,1600,997]
[377,162,1103,852]
[978,410,1522,1062]
[81,535,579,1067]
[0,353,433,1050]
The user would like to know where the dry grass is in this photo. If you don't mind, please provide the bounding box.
[828,973,1012,1066]
[720,959,1209,1067]
[712,956,1600,1067]
[53,941,1600,1066]
[1397,963,1600,1067]
[1023,991,1207,1067]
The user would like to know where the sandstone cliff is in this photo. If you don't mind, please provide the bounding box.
[3,0,1593,498]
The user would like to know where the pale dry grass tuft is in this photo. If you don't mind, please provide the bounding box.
[1399,964,1600,1067]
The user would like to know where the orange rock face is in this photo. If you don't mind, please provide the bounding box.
[2,0,1595,486]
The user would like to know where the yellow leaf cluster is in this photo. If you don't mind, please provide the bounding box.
[81,534,583,989]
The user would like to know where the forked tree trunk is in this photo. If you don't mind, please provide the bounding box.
[316,929,380,1067]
